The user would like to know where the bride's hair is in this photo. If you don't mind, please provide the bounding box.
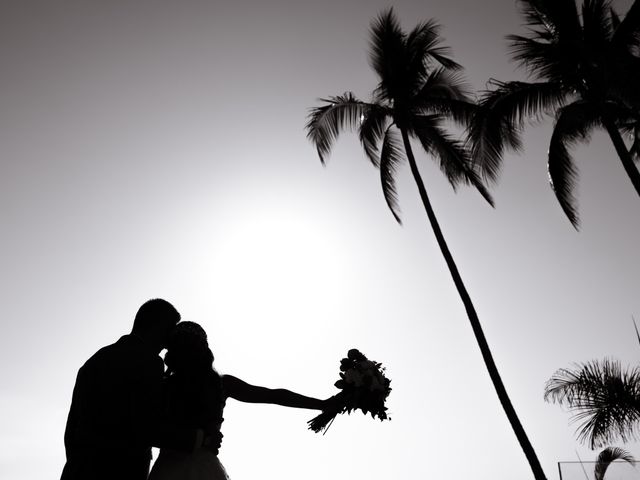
[163,321,224,425]
[164,321,214,375]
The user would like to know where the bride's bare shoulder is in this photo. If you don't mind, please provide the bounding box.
[221,374,268,402]
[220,374,246,396]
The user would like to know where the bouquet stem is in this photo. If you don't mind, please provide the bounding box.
[307,409,340,434]
[307,392,344,434]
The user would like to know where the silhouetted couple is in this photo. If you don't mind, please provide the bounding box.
[61,299,332,480]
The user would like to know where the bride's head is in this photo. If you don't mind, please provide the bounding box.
[164,321,214,375]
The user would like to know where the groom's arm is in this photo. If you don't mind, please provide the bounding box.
[222,374,326,410]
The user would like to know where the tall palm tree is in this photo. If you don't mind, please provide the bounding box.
[545,358,640,448]
[306,9,547,480]
[470,0,640,228]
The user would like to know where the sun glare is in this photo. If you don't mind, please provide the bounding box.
[201,205,355,338]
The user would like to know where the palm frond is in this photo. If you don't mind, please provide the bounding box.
[508,0,588,86]
[594,447,635,480]
[418,67,471,101]
[379,126,405,223]
[605,61,640,112]
[548,100,601,228]
[368,8,406,102]
[605,101,639,133]
[544,358,640,448]
[484,79,565,127]
[610,7,621,31]
[306,93,369,164]
[425,98,479,127]
[469,80,565,183]
[582,0,614,47]
[612,0,640,49]
[412,115,494,206]
[507,34,578,83]
[414,68,476,126]
[518,0,581,38]
[610,4,640,98]
[631,124,640,160]
[359,104,392,166]
[405,19,461,74]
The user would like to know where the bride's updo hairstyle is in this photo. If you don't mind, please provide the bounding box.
[163,321,224,427]
[164,321,214,376]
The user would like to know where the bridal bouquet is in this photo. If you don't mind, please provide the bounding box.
[308,348,391,434]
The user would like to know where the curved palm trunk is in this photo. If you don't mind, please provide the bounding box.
[601,114,640,198]
[399,128,547,480]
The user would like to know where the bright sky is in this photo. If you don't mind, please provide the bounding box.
[1,1,639,479]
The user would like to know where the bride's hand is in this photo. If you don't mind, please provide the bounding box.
[322,393,342,412]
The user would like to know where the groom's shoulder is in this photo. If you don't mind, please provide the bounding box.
[83,335,151,369]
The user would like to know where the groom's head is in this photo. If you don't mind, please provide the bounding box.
[132,298,181,353]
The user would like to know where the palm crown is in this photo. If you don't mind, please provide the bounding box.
[471,0,640,227]
[306,8,493,222]
[545,358,640,449]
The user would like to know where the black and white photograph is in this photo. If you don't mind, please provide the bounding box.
[2,1,640,479]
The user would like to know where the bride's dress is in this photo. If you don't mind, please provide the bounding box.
[149,370,229,480]
[149,442,229,480]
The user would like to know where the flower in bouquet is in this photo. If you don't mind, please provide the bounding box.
[308,348,391,434]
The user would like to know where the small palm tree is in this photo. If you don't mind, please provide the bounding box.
[594,447,635,480]
[306,8,547,480]
[470,0,640,227]
[545,358,640,448]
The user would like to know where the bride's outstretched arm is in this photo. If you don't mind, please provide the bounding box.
[222,374,327,410]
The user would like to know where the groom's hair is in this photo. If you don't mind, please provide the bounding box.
[132,298,181,333]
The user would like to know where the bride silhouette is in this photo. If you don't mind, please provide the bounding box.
[149,321,333,480]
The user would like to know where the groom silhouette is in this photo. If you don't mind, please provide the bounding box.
[61,299,203,480]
